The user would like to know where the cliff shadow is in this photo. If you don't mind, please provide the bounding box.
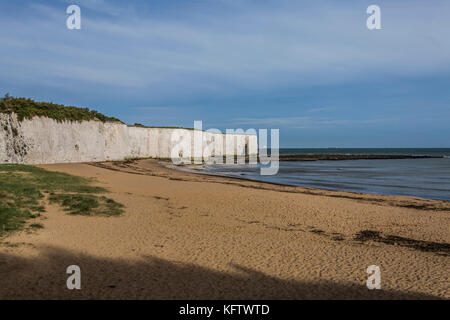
[0,246,442,300]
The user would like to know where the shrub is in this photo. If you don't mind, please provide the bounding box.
[0,94,123,123]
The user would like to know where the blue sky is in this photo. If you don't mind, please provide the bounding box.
[0,0,449,147]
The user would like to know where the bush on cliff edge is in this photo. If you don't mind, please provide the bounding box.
[0,93,122,123]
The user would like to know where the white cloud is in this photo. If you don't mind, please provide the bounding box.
[0,0,449,95]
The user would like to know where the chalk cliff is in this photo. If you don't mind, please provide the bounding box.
[0,113,258,164]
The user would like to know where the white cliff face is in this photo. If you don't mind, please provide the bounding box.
[0,113,258,164]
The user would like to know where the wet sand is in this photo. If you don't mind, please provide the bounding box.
[0,159,448,299]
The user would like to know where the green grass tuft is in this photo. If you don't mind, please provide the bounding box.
[48,194,124,216]
[123,157,142,164]
[0,206,34,234]
[0,164,124,238]
[29,223,44,229]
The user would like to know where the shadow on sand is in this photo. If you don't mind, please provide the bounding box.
[0,246,442,299]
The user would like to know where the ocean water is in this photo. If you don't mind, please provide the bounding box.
[202,148,450,201]
[279,148,450,157]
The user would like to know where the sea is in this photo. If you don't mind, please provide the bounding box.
[201,148,450,201]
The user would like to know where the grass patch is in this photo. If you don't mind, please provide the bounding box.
[0,164,124,238]
[0,206,34,235]
[1,242,21,248]
[128,123,195,130]
[123,157,141,164]
[29,223,44,229]
[0,94,122,123]
[49,194,124,216]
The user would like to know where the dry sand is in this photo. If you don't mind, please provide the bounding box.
[0,159,448,299]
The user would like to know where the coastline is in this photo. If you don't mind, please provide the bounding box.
[187,156,450,202]
[167,160,450,210]
[0,159,448,299]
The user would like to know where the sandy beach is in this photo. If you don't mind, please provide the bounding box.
[0,159,448,299]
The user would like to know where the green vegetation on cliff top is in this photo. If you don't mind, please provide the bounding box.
[0,94,197,129]
[129,123,195,130]
[0,94,122,123]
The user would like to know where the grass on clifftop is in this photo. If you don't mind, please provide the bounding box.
[0,164,124,238]
[0,94,122,123]
[129,123,195,130]
[0,94,198,128]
